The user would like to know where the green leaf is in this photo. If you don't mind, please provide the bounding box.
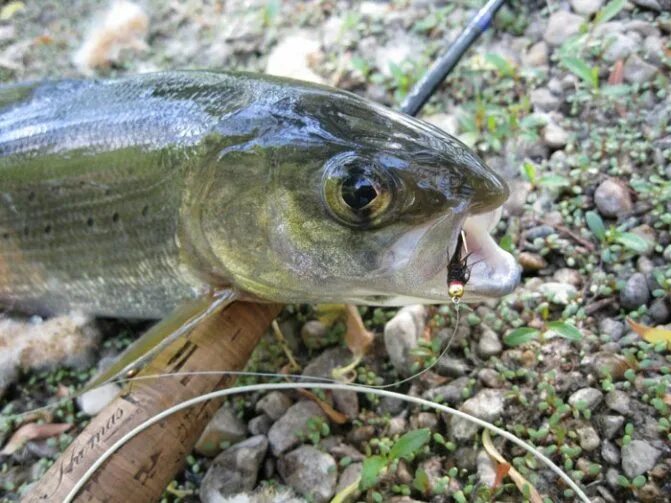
[585,211,606,241]
[562,57,597,89]
[389,428,430,461]
[360,455,387,490]
[596,0,626,24]
[503,327,540,347]
[484,53,515,77]
[615,232,650,253]
[413,467,430,493]
[547,321,583,342]
[522,161,537,184]
[538,174,570,188]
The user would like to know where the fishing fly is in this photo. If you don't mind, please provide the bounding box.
[447,230,472,303]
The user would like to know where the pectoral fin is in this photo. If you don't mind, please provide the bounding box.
[84,290,237,393]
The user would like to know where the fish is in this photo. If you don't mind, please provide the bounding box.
[0,70,520,320]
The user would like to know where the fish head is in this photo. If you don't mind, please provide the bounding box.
[194,75,520,305]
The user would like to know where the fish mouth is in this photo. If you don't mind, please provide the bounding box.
[352,208,520,306]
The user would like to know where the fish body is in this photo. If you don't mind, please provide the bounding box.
[0,71,519,318]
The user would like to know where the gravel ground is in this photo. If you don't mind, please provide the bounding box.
[0,1,670,502]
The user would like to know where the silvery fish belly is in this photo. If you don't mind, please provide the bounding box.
[0,71,520,318]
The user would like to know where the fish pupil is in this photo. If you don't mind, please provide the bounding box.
[341,175,377,209]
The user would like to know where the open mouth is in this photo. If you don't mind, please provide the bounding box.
[457,209,521,301]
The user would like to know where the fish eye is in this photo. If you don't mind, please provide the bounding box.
[322,153,397,228]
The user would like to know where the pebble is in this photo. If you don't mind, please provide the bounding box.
[643,35,664,66]
[570,0,604,15]
[477,327,503,358]
[553,268,582,287]
[195,405,248,457]
[631,0,665,11]
[199,435,268,501]
[649,298,670,323]
[625,20,660,37]
[248,414,272,436]
[436,356,469,377]
[598,318,625,341]
[256,391,293,421]
[478,368,504,388]
[387,416,407,436]
[620,273,650,310]
[451,389,505,440]
[384,306,425,375]
[577,425,601,451]
[638,482,663,503]
[424,113,459,136]
[424,376,470,405]
[605,390,630,415]
[278,445,337,503]
[268,400,327,456]
[542,122,569,149]
[530,88,560,111]
[300,320,329,350]
[303,346,351,379]
[595,415,625,439]
[525,224,555,241]
[544,11,584,46]
[594,179,632,218]
[605,467,621,489]
[476,449,497,487]
[265,31,325,84]
[336,462,362,493]
[540,282,578,305]
[77,382,121,416]
[623,54,659,84]
[568,387,603,410]
[584,351,630,380]
[333,388,359,419]
[601,440,621,465]
[412,412,439,431]
[518,251,548,272]
[523,41,549,67]
[621,440,661,478]
[602,33,638,63]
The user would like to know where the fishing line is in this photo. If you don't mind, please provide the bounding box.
[62,381,591,503]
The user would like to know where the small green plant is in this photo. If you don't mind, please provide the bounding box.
[503,320,582,347]
[299,416,330,445]
[360,428,431,491]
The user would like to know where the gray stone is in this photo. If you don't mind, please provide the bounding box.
[577,425,601,451]
[531,88,560,111]
[594,179,632,218]
[333,389,359,420]
[278,445,337,503]
[625,20,660,37]
[199,435,268,502]
[570,0,604,15]
[605,390,630,415]
[523,41,549,67]
[387,416,407,436]
[643,36,665,66]
[77,382,121,416]
[436,356,469,377]
[602,33,637,63]
[620,273,650,310]
[599,318,625,341]
[596,415,625,439]
[621,440,661,478]
[649,298,670,324]
[543,122,569,149]
[451,389,505,440]
[476,449,497,487]
[601,440,621,465]
[268,401,327,456]
[623,54,659,84]
[478,368,504,388]
[196,406,247,457]
[605,467,621,489]
[248,414,272,436]
[384,306,425,375]
[478,328,502,358]
[303,346,351,379]
[300,320,329,350]
[336,462,362,493]
[424,376,470,405]
[568,387,603,410]
[544,11,584,46]
[630,0,664,11]
[256,392,293,421]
